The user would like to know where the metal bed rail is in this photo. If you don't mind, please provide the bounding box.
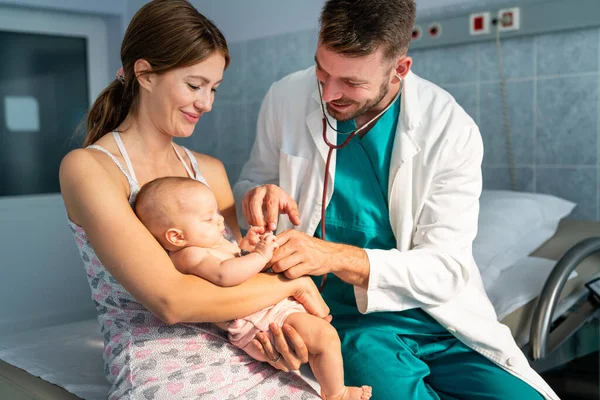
[530,237,600,361]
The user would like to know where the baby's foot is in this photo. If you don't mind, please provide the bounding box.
[322,385,372,400]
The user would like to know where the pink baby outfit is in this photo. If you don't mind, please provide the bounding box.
[68,132,319,399]
[228,297,306,361]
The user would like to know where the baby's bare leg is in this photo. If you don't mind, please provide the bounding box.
[284,313,372,400]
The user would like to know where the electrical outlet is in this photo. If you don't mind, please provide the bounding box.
[469,12,490,35]
[497,7,520,31]
[428,22,441,38]
[411,25,422,41]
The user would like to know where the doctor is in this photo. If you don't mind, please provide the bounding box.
[234,0,558,399]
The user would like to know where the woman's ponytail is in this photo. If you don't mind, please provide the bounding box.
[82,79,131,147]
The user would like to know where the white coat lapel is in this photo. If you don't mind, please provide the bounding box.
[307,87,338,187]
[306,105,331,163]
[389,71,422,189]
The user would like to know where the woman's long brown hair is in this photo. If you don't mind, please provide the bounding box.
[82,0,229,147]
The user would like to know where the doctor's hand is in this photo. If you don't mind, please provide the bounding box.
[248,275,332,372]
[269,230,334,279]
[242,184,300,232]
[248,323,308,372]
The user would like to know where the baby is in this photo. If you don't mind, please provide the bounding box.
[134,176,371,400]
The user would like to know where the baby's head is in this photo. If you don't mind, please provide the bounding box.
[135,177,225,251]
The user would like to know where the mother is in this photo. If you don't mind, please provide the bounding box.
[59,1,327,398]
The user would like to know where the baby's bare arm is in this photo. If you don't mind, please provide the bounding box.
[213,253,271,286]
[171,247,269,287]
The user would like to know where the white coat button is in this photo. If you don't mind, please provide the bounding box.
[506,357,516,367]
[447,326,456,333]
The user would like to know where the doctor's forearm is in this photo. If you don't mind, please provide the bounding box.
[328,243,370,289]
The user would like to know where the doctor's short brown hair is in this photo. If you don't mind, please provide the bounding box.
[319,0,417,60]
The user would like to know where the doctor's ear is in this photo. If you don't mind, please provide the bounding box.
[134,59,154,91]
[394,56,412,82]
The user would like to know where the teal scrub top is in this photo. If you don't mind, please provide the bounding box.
[312,96,541,400]
[314,95,446,334]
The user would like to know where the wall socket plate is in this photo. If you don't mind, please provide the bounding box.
[497,7,521,32]
[411,0,598,51]
[469,12,491,35]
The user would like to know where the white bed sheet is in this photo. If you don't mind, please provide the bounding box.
[484,256,577,320]
[0,319,320,400]
[0,319,109,400]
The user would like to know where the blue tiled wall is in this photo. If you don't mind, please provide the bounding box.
[410,27,600,219]
[179,26,600,220]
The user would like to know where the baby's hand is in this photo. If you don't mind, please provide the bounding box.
[239,226,263,251]
[254,233,279,261]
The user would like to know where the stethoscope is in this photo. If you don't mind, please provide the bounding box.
[317,74,403,292]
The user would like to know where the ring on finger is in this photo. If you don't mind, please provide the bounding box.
[271,353,281,363]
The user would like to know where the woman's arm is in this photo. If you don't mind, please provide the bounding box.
[194,153,243,243]
[59,149,328,324]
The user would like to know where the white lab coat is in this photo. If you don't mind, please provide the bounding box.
[233,66,559,400]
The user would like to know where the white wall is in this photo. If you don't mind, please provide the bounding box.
[0,196,97,335]
[0,0,127,83]
[138,0,497,43]
[0,0,125,14]
[0,0,128,334]
[125,0,323,43]
[126,0,492,44]
[194,0,323,42]
[127,0,539,43]
[126,0,148,24]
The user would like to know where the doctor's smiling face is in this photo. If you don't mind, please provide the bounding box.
[315,43,411,123]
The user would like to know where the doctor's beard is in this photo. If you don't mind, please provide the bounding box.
[326,78,390,123]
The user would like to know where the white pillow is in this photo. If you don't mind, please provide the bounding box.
[473,190,575,278]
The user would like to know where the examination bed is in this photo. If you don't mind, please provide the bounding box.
[1,211,599,399]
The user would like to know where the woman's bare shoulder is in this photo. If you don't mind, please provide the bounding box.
[60,148,105,183]
[59,148,130,224]
[190,150,225,173]
[60,147,127,189]
[189,150,231,187]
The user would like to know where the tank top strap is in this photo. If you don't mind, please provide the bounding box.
[112,131,139,185]
[181,147,210,186]
[87,144,139,192]
[171,143,195,179]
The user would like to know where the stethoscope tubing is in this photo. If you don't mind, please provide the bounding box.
[317,76,402,291]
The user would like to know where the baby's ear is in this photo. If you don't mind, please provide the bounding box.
[165,228,186,248]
